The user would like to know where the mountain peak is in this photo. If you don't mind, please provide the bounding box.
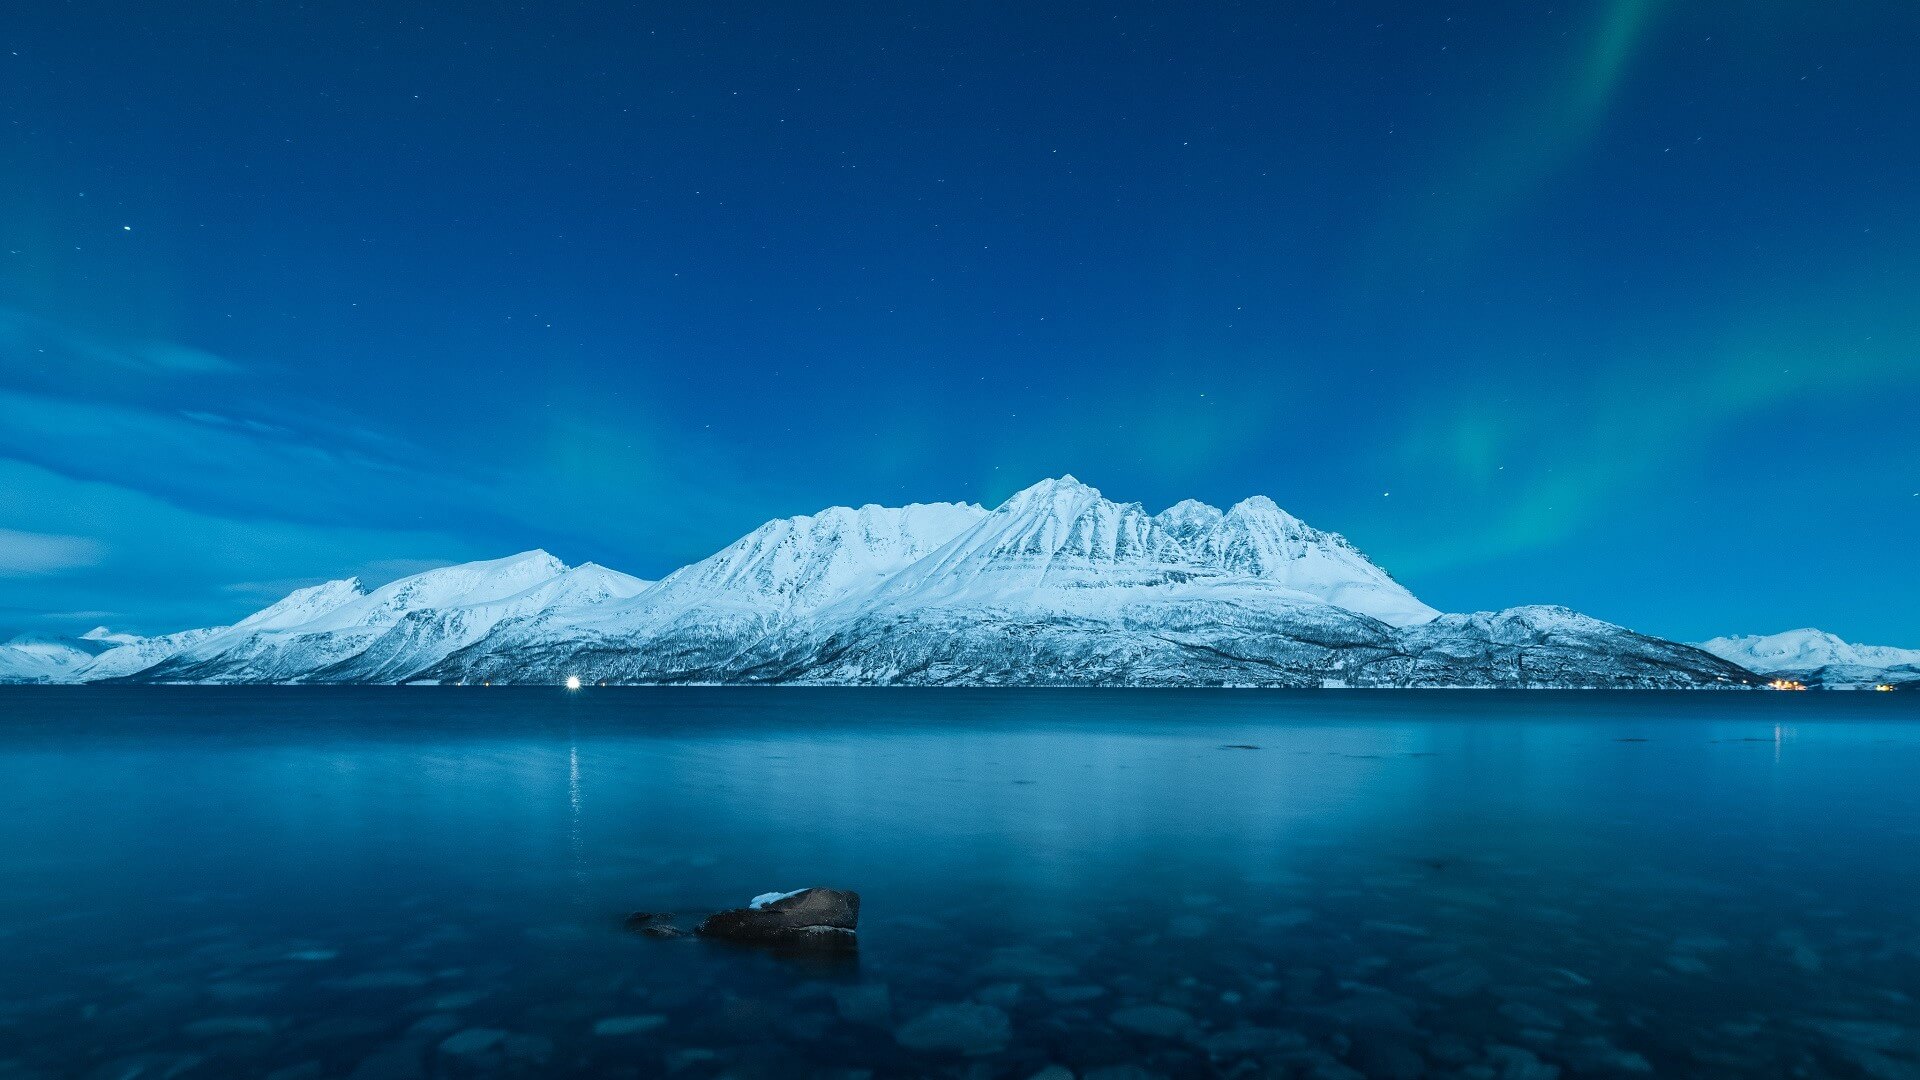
[1154,499,1225,545]
[228,577,367,633]
[1000,475,1099,505]
[642,500,988,614]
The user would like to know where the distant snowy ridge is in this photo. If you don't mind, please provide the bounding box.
[1697,629,1920,689]
[4,477,1765,688]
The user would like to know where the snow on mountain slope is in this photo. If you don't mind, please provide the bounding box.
[131,552,574,683]
[637,501,987,615]
[1698,629,1920,672]
[41,476,1757,688]
[1698,629,1920,688]
[70,628,223,681]
[859,477,1190,607]
[1385,607,1757,689]
[421,502,986,685]
[1153,499,1225,546]
[855,477,1436,626]
[57,581,369,683]
[310,562,651,683]
[766,594,1403,687]
[0,632,121,683]
[1189,496,1437,626]
[295,551,566,635]
[420,480,1723,688]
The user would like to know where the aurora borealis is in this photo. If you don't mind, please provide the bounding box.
[1,1,1916,643]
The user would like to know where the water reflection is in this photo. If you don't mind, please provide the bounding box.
[0,688,1915,1078]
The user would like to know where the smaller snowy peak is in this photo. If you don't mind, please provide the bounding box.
[1697,629,1920,673]
[0,631,124,682]
[642,500,988,613]
[71,626,223,681]
[1180,495,1436,626]
[1425,605,1614,638]
[996,474,1100,512]
[508,562,651,610]
[81,626,143,645]
[320,550,569,629]
[230,578,368,632]
[1226,495,1306,527]
[1153,499,1225,545]
[883,476,1186,599]
[1198,496,1321,574]
[989,476,1173,562]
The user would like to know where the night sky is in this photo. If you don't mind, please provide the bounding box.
[2,2,1916,644]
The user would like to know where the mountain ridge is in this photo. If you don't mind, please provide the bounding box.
[0,476,1797,688]
[1697,629,1920,689]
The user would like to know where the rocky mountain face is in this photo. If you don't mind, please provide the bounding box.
[6,477,1765,688]
[1697,629,1920,689]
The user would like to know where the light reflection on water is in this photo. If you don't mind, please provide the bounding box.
[0,687,1916,1078]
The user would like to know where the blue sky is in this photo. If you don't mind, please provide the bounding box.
[2,1,1916,643]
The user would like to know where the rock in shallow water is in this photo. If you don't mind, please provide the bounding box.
[623,911,691,938]
[895,1003,1012,1055]
[831,982,892,1026]
[592,1015,666,1037]
[1109,1004,1198,1040]
[696,888,860,948]
[182,1015,275,1038]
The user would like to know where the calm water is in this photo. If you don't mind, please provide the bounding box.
[1,689,1917,1080]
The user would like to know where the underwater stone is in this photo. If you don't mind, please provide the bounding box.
[831,982,892,1026]
[895,1002,1013,1055]
[1109,1004,1198,1040]
[592,1015,667,1037]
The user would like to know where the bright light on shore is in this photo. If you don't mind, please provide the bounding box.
[565,675,582,690]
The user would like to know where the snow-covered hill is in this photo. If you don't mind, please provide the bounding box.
[1697,629,1920,689]
[0,631,123,684]
[126,553,649,684]
[10,477,1764,688]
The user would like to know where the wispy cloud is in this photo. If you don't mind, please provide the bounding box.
[0,458,490,635]
[0,527,105,576]
[0,309,245,378]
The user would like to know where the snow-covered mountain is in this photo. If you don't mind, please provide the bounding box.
[0,631,125,684]
[1697,629,1920,689]
[854,477,1436,625]
[9,477,1763,688]
[420,501,987,684]
[125,553,649,684]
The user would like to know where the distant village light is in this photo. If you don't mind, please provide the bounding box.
[565,675,582,690]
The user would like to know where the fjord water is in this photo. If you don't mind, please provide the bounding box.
[1,690,1916,1079]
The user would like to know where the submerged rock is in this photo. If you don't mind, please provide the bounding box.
[437,1028,506,1057]
[895,1002,1012,1055]
[623,911,690,938]
[696,888,860,948]
[1109,1004,1198,1040]
[182,1015,275,1038]
[831,982,893,1026]
[592,1015,666,1037]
